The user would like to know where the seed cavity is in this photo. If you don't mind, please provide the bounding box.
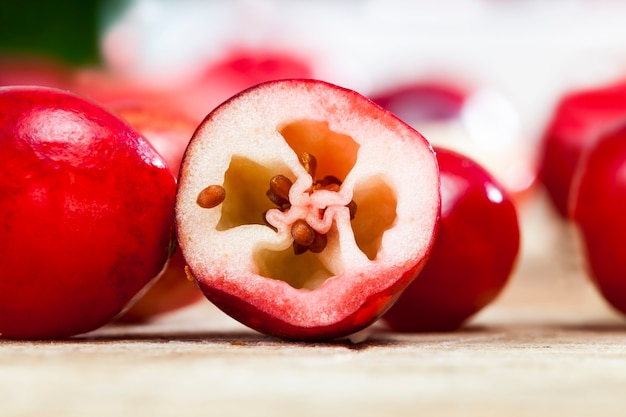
[197,185,226,208]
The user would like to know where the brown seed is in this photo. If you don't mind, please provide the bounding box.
[314,175,341,192]
[318,175,341,187]
[292,242,309,255]
[300,152,317,178]
[266,189,284,207]
[346,200,358,220]
[184,266,194,282]
[196,185,226,208]
[268,175,292,206]
[321,183,341,192]
[264,193,291,212]
[291,219,316,247]
[308,232,328,253]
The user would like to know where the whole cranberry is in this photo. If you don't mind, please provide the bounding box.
[571,122,626,316]
[0,86,177,339]
[538,82,626,217]
[383,147,520,332]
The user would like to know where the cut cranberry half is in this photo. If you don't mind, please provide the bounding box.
[175,79,440,340]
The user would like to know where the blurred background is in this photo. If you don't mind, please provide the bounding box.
[4,0,626,120]
[3,0,626,186]
[0,1,101,65]
[3,0,626,323]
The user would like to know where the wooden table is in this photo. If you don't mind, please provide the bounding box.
[3,196,626,417]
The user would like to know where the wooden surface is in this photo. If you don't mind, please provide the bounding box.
[3,194,626,417]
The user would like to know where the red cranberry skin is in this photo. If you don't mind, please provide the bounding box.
[571,123,626,315]
[538,83,626,217]
[0,86,177,339]
[383,147,520,332]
